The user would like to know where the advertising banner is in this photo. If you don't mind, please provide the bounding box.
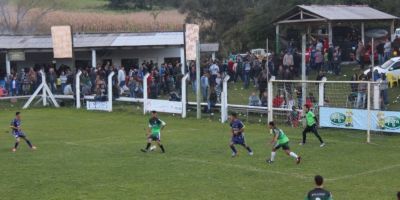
[86,101,112,112]
[320,107,400,133]
[146,99,182,114]
[185,24,200,61]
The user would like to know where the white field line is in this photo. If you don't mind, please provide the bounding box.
[326,163,400,181]
[171,156,311,180]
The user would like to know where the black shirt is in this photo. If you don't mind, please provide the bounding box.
[306,188,332,200]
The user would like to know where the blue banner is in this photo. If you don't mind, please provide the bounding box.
[320,107,400,133]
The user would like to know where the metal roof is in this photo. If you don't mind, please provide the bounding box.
[0,32,184,50]
[275,5,398,24]
[299,5,398,20]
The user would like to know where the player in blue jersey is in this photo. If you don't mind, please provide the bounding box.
[229,112,253,157]
[10,112,36,152]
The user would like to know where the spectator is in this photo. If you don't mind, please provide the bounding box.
[356,40,365,69]
[397,191,400,200]
[63,81,74,95]
[60,71,67,92]
[304,175,333,200]
[379,73,388,110]
[356,77,367,109]
[282,51,294,70]
[200,72,209,102]
[209,61,219,86]
[10,76,18,96]
[376,41,385,65]
[261,91,268,107]
[384,38,391,61]
[117,66,126,94]
[207,86,218,113]
[288,106,300,128]
[333,46,342,75]
[273,94,284,108]
[249,92,261,106]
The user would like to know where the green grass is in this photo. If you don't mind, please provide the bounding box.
[0,108,399,199]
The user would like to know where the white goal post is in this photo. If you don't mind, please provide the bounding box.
[269,77,383,143]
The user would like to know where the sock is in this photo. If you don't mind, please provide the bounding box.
[26,140,33,148]
[14,142,19,149]
[245,146,252,153]
[159,144,165,153]
[289,152,298,159]
[145,143,151,150]
[230,145,237,153]
[271,152,276,161]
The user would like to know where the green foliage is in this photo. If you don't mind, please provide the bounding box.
[178,0,400,53]
[0,108,400,199]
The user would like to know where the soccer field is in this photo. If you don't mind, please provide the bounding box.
[0,108,399,200]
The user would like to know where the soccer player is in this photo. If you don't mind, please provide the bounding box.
[397,191,400,200]
[141,111,166,153]
[305,175,333,200]
[300,104,325,147]
[228,112,253,157]
[266,121,301,164]
[10,112,36,152]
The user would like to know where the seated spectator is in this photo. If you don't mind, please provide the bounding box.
[304,175,333,200]
[260,91,268,107]
[273,94,284,108]
[249,92,261,106]
[63,82,73,95]
[169,91,181,101]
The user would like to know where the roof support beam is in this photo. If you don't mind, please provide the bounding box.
[328,22,333,45]
[391,19,395,41]
[361,22,365,45]
[275,25,280,54]
[5,52,11,76]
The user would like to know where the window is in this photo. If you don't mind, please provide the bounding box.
[121,58,139,69]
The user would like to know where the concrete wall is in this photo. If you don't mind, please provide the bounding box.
[3,47,182,71]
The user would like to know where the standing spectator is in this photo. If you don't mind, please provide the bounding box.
[248,92,261,106]
[117,66,126,94]
[314,49,323,72]
[379,73,388,110]
[28,67,37,92]
[60,71,67,92]
[209,61,219,86]
[10,76,18,96]
[48,68,57,93]
[304,175,333,200]
[356,40,365,69]
[207,86,218,113]
[282,51,294,70]
[384,38,391,62]
[189,65,196,93]
[200,72,209,102]
[243,61,251,89]
[215,73,222,102]
[356,77,367,109]
[333,46,342,75]
[376,41,385,65]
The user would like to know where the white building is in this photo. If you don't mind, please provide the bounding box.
[0,32,185,76]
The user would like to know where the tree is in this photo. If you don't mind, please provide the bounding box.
[0,0,62,34]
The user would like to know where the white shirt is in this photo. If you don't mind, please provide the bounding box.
[209,64,219,75]
[63,84,73,95]
[118,69,126,83]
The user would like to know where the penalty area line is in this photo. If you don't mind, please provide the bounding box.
[171,156,310,180]
[326,163,400,182]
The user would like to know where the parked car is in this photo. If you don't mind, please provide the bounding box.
[363,56,400,77]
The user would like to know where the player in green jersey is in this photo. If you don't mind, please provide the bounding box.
[266,121,301,164]
[300,104,325,147]
[141,111,166,153]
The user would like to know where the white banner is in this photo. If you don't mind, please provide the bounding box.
[51,26,73,59]
[86,101,112,112]
[146,99,182,114]
[320,107,400,133]
[185,24,199,61]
